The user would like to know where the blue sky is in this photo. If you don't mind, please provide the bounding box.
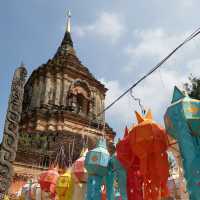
[1,0,200,141]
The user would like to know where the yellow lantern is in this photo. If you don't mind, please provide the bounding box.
[56,169,74,200]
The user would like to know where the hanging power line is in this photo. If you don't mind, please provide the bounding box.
[97,27,200,116]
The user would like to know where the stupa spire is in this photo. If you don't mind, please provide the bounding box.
[54,9,75,57]
[67,10,71,33]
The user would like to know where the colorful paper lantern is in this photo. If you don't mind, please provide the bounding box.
[72,148,88,183]
[3,195,9,200]
[85,138,110,200]
[128,110,169,200]
[56,169,74,200]
[116,127,143,200]
[39,168,59,198]
[116,127,135,170]
[126,157,143,200]
[106,154,128,200]
[71,149,88,200]
[85,138,110,176]
[164,86,200,200]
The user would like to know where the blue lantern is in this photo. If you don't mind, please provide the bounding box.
[85,138,110,200]
[164,86,200,200]
[106,154,127,200]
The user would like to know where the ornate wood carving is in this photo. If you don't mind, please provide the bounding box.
[0,66,27,198]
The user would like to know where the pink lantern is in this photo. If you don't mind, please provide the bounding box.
[72,148,88,182]
[39,167,59,198]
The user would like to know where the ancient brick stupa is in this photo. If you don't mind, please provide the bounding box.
[11,11,115,193]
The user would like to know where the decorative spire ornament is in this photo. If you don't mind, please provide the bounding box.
[67,10,71,33]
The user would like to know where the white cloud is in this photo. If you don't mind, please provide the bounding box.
[74,12,125,43]
[126,29,182,58]
[123,28,200,73]
[178,0,195,7]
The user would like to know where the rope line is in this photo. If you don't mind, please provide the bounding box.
[97,27,200,116]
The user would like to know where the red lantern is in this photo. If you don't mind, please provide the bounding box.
[39,167,59,198]
[116,127,143,200]
[127,157,143,200]
[72,148,88,183]
[116,127,134,170]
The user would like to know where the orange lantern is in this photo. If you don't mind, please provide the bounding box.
[72,148,88,183]
[129,110,169,200]
[39,167,59,198]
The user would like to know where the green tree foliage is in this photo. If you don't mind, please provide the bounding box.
[185,76,200,100]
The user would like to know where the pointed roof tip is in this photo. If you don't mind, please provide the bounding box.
[171,86,186,103]
[67,9,72,33]
[67,10,71,17]
[61,9,73,47]
[20,61,25,67]
[53,11,75,58]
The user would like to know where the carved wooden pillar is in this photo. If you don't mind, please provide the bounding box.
[0,66,27,198]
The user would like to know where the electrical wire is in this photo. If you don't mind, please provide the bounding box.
[97,27,200,116]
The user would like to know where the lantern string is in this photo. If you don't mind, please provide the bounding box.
[158,69,168,92]
[70,136,75,166]
[130,89,146,115]
[97,26,200,117]
[54,145,67,169]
